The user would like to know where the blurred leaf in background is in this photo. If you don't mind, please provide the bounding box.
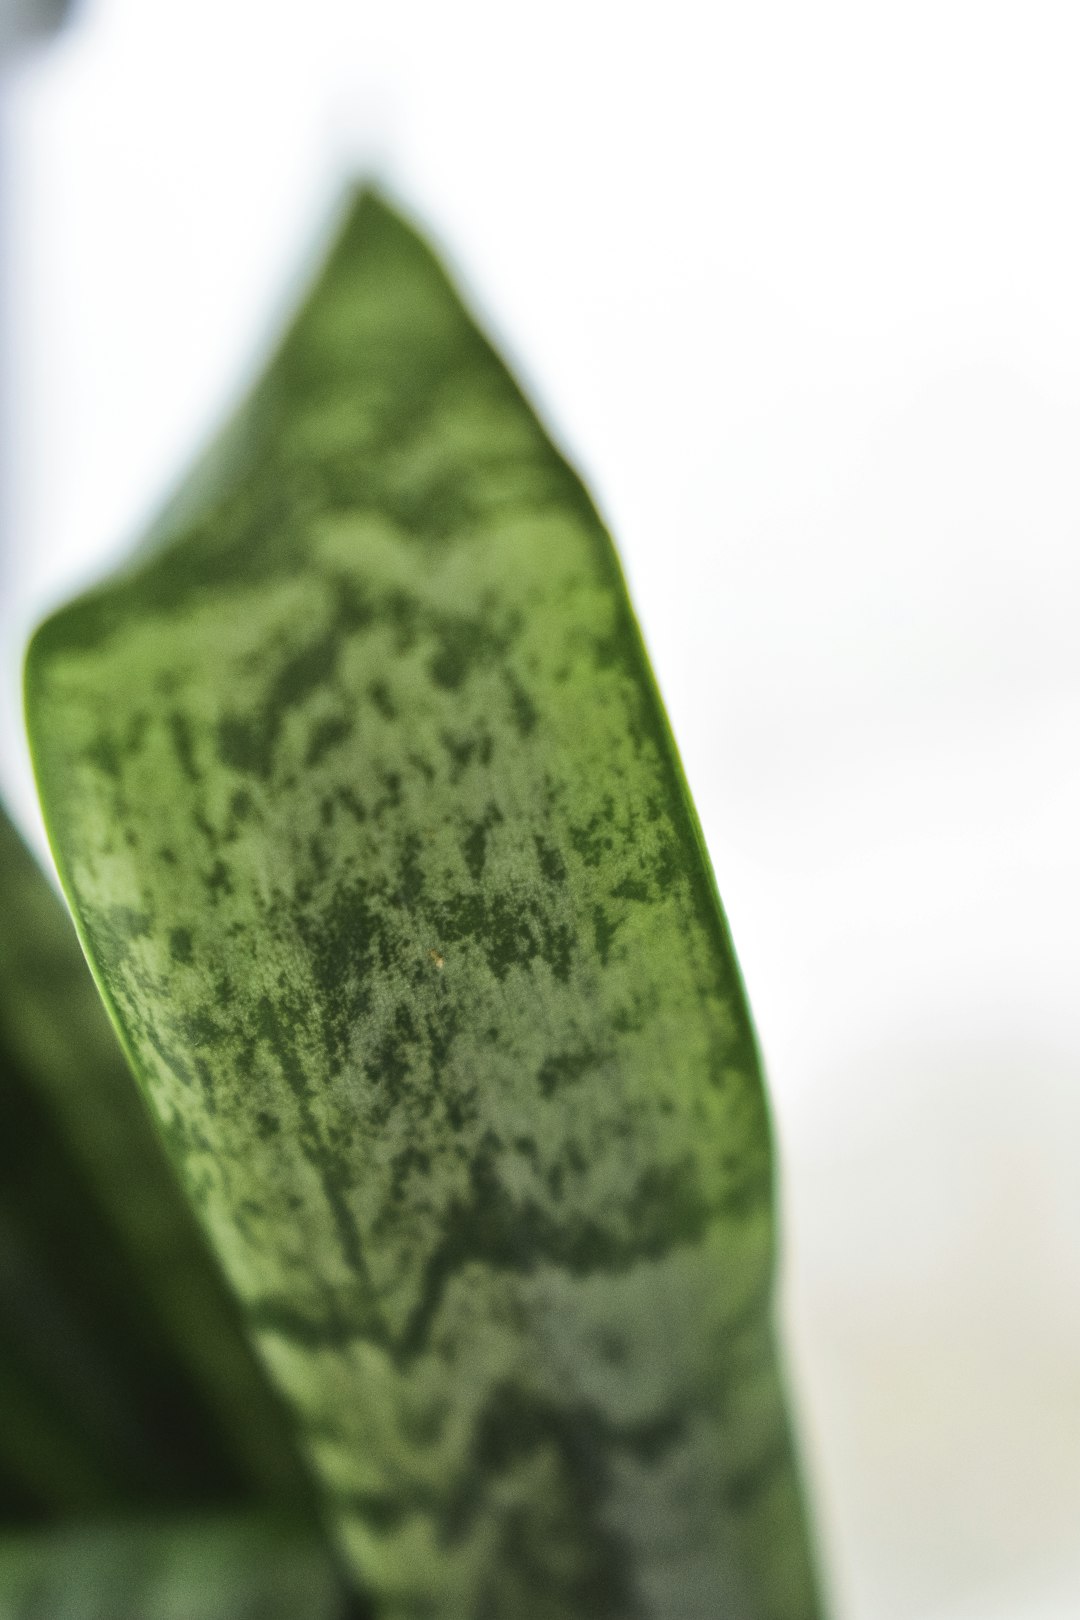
[0,805,351,1609]
[0,804,314,1512]
[0,1512,350,1620]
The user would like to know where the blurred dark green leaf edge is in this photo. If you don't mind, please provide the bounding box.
[0,807,354,1616]
[6,188,823,1617]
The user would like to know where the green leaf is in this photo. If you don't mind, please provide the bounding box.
[26,191,822,1618]
[0,807,313,1514]
[0,1322,123,1520]
[0,1513,352,1620]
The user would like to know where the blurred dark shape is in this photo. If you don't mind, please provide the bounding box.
[0,0,75,59]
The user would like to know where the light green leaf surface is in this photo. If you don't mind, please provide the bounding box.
[27,191,821,1618]
[0,806,311,1514]
[0,1513,349,1620]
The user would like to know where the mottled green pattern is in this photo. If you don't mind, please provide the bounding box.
[27,193,820,1618]
[0,1513,349,1620]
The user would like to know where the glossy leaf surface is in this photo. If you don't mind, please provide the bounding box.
[27,192,820,1619]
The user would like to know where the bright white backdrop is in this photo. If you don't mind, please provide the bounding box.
[2,4,1079,1617]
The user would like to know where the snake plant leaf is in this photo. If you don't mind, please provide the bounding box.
[27,190,822,1619]
[0,1513,352,1620]
[0,806,312,1513]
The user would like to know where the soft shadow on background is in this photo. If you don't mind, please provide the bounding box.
[1,4,1078,1618]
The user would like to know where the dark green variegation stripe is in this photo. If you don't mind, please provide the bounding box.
[0,1513,352,1620]
[0,807,312,1511]
[28,192,822,1618]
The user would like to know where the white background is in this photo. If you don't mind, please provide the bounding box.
[2,4,1079,1616]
